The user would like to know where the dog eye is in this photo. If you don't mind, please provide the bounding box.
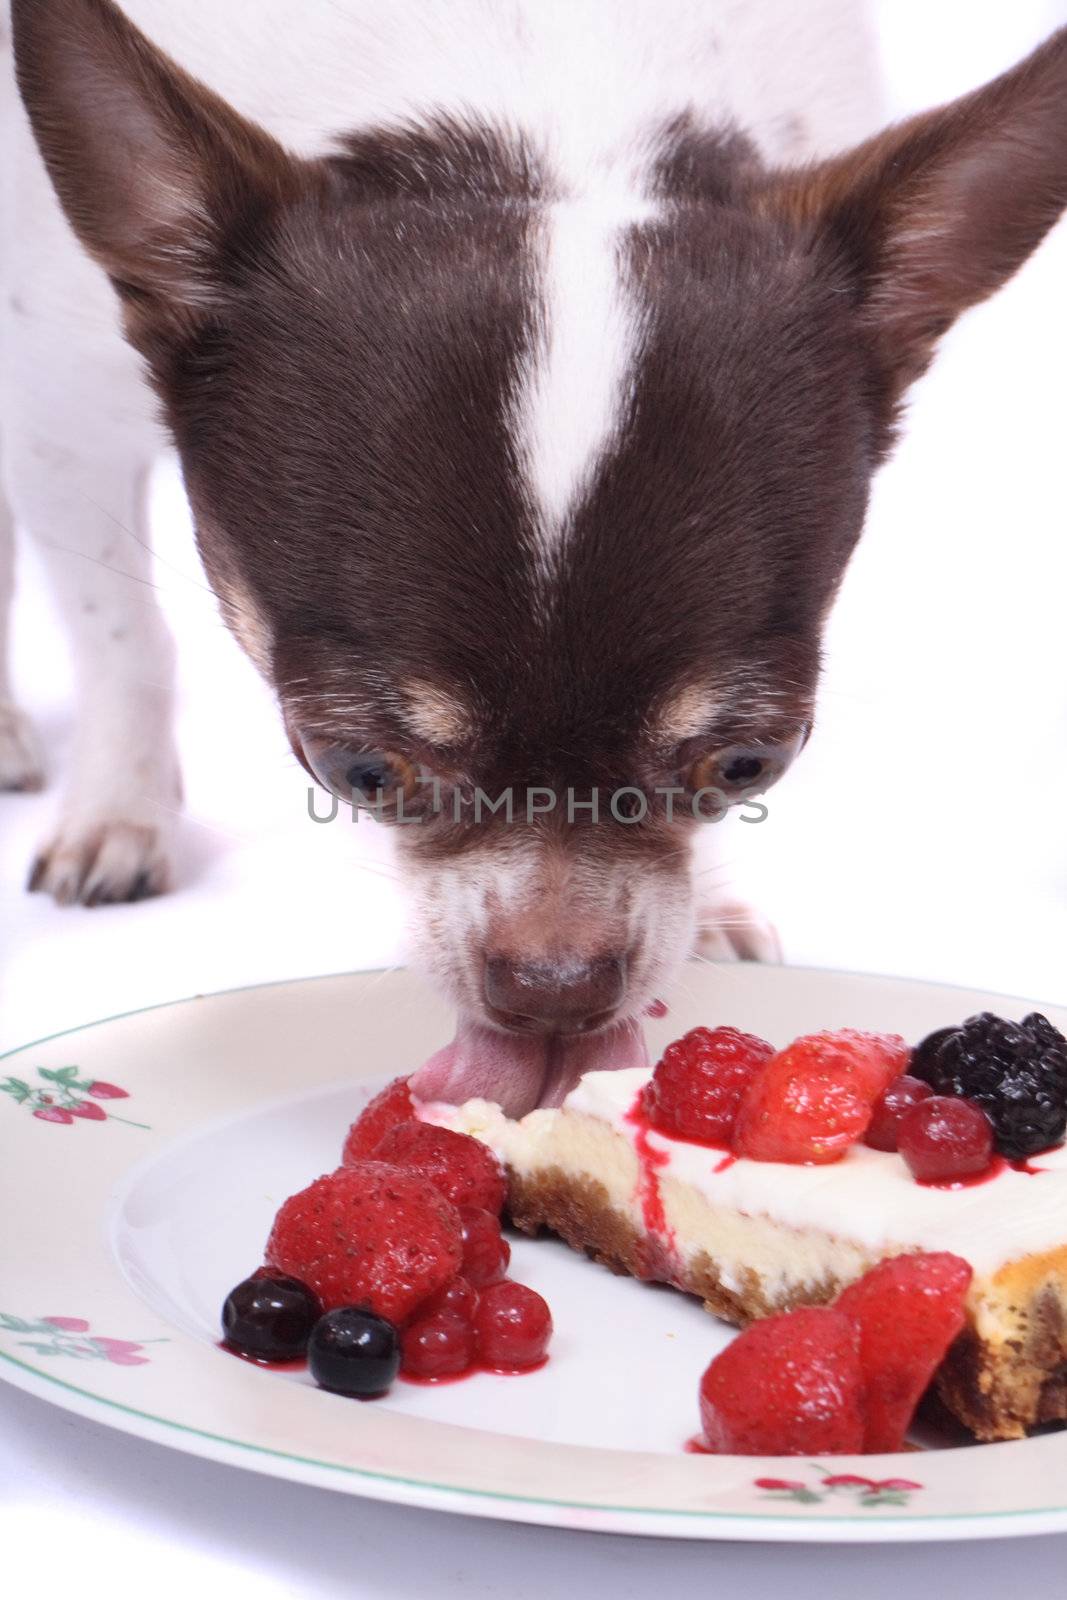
[686,737,800,799]
[300,738,419,811]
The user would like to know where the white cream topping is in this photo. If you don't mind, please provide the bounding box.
[423,1067,1067,1280]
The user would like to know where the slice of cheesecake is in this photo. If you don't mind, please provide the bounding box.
[420,1066,1067,1441]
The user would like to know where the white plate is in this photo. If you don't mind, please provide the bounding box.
[2,963,1066,1541]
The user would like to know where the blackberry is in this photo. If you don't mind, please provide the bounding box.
[910,1012,1067,1160]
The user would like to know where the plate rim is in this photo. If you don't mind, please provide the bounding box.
[3,958,1063,1067]
[4,961,1067,1542]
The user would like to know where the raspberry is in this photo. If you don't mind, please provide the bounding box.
[733,1031,906,1165]
[642,1026,774,1145]
[401,1311,475,1379]
[910,1012,1067,1160]
[897,1096,994,1184]
[373,1121,506,1215]
[864,1076,933,1152]
[342,1077,416,1165]
[418,1276,479,1323]
[264,1161,462,1324]
[836,1253,972,1451]
[698,1308,864,1455]
[458,1207,511,1288]
[473,1283,553,1370]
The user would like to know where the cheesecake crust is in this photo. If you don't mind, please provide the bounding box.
[507,1165,1067,1442]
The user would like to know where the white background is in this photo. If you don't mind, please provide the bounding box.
[3,1,1067,1594]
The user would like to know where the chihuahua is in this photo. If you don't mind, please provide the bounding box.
[2,1,1065,1112]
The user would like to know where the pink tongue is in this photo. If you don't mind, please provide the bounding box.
[410,1017,648,1118]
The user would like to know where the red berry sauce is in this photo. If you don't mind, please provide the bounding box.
[217,1341,308,1373]
[624,1093,681,1277]
[399,1355,549,1387]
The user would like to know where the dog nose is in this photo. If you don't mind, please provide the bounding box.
[484,956,626,1033]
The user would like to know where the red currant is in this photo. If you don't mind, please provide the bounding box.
[417,1276,479,1323]
[473,1282,552,1370]
[401,1310,474,1378]
[898,1096,994,1183]
[458,1207,510,1288]
[864,1075,933,1152]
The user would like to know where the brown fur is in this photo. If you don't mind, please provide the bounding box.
[13,0,1067,1004]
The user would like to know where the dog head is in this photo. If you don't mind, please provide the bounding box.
[15,0,1067,1110]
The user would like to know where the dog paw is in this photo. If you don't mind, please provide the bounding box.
[0,701,45,792]
[28,819,174,906]
[694,897,782,964]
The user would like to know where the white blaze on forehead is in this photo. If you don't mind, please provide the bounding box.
[400,679,472,745]
[656,683,720,744]
[518,189,653,547]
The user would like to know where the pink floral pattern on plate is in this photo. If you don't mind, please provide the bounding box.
[754,1467,924,1507]
[0,1313,165,1366]
[0,1066,148,1128]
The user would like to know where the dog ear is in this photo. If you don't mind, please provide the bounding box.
[12,0,305,344]
[764,27,1067,418]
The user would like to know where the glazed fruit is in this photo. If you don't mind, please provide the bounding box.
[221,1273,322,1362]
[910,1012,1067,1160]
[458,1207,511,1288]
[642,1026,774,1145]
[733,1031,907,1165]
[864,1075,933,1152]
[473,1282,553,1370]
[342,1076,416,1164]
[401,1310,475,1379]
[417,1276,479,1322]
[308,1307,400,1396]
[373,1121,507,1215]
[698,1307,864,1456]
[836,1252,972,1452]
[264,1161,463,1323]
[897,1096,994,1184]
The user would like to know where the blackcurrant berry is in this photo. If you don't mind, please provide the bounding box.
[221,1273,321,1361]
[308,1307,400,1396]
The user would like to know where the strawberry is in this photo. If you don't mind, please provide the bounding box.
[733,1030,908,1164]
[642,1026,774,1145]
[69,1101,107,1121]
[698,1307,865,1455]
[835,1252,972,1451]
[373,1121,506,1215]
[86,1081,129,1100]
[342,1076,416,1165]
[33,1106,74,1125]
[265,1161,463,1324]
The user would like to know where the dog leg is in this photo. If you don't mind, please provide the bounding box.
[4,419,180,905]
[695,895,782,964]
[0,455,45,791]
[692,832,782,963]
